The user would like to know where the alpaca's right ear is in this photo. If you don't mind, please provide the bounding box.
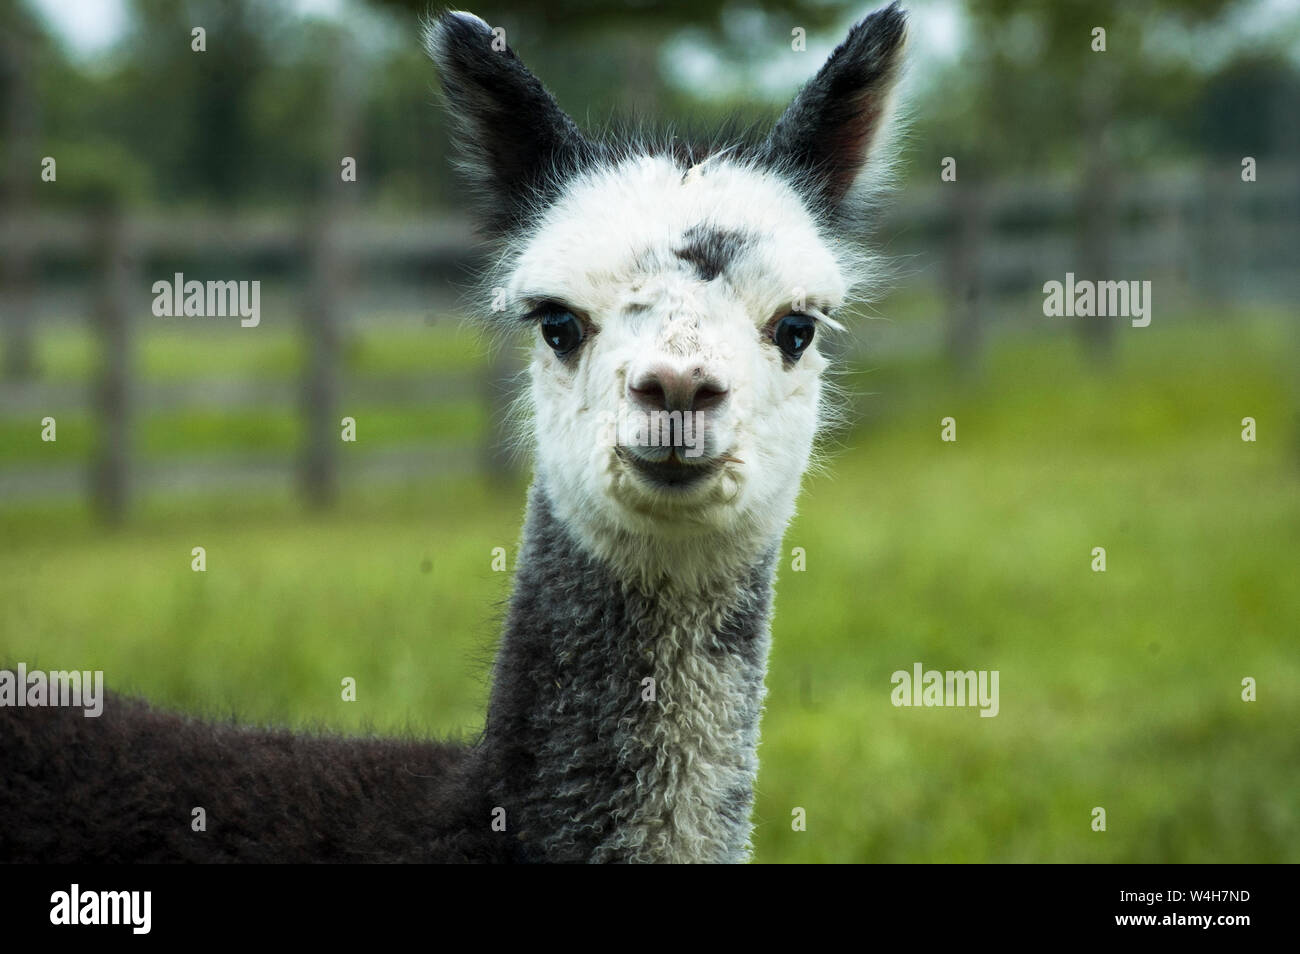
[425,11,592,233]
[765,2,908,215]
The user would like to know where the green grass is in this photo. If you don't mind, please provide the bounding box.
[0,319,490,461]
[0,403,485,461]
[1,311,1296,862]
[24,317,489,383]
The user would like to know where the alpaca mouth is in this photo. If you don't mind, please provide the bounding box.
[616,445,728,492]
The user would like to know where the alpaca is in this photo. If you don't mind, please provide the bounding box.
[0,5,907,864]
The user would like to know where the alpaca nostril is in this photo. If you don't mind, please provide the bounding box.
[629,381,668,411]
[692,385,729,411]
[629,365,729,413]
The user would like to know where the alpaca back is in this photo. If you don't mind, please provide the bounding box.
[0,682,500,863]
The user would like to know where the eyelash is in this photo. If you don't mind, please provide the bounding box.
[763,308,832,331]
[521,302,832,333]
[521,300,567,322]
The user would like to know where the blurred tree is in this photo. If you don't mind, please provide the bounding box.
[365,0,849,121]
[108,0,278,205]
[1194,54,1300,159]
[0,0,46,378]
[929,0,1246,365]
[367,0,843,32]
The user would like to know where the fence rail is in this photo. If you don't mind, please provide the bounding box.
[2,162,1297,516]
[0,207,502,518]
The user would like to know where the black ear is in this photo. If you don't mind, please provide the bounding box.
[765,2,907,214]
[424,11,593,234]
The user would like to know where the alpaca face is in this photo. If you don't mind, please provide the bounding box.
[515,155,841,539]
[428,6,906,551]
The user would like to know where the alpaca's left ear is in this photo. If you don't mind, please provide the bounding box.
[765,2,908,212]
[425,11,592,233]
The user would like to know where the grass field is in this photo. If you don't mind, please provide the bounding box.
[2,306,1296,862]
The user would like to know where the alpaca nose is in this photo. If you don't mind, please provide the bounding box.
[628,364,729,413]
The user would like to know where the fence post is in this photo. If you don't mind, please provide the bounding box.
[481,343,523,484]
[298,34,359,509]
[1201,165,1244,307]
[1293,164,1300,469]
[944,179,985,373]
[1075,72,1117,364]
[90,204,132,523]
[1,24,37,380]
[299,205,342,509]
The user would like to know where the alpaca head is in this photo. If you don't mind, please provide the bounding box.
[428,6,907,574]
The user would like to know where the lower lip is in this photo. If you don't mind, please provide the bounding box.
[621,450,722,491]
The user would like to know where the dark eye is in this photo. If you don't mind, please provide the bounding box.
[539,309,584,356]
[772,314,815,360]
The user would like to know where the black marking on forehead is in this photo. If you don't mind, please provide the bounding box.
[674,225,750,283]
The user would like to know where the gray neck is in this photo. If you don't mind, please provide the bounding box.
[471,482,779,863]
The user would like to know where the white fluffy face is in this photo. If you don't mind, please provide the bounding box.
[428,4,907,580]
[508,154,853,558]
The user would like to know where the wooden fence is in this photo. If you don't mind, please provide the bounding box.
[1,163,1297,517]
[882,162,1300,365]
[0,209,509,519]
